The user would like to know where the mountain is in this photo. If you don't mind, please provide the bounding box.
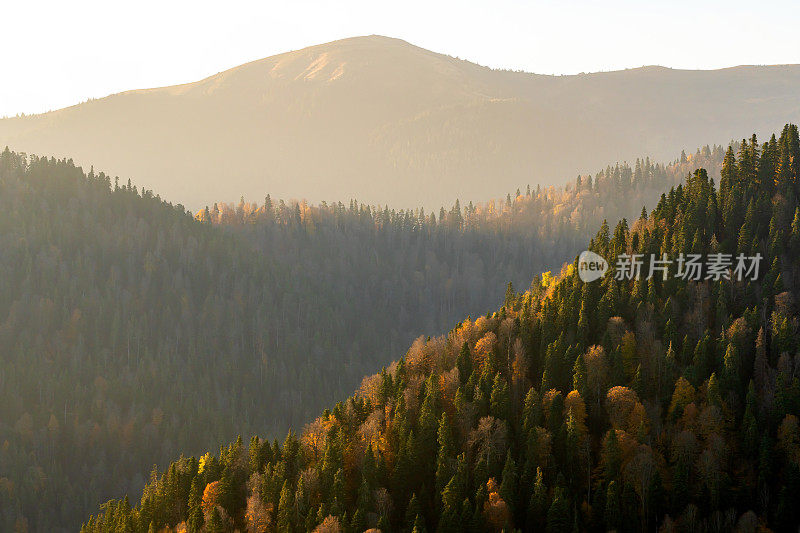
[0,35,797,210]
[0,142,718,531]
[81,125,800,532]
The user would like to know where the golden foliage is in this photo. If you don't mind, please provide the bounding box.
[585,345,610,401]
[302,417,332,463]
[528,426,553,469]
[565,390,588,436]
[313,515,342,533]
[357,373,383,406]
[510,340,530,401]
[612,429,639,464]
[452,318,475,348]
[726,317,748,343]
[474,315,494,337]
[406,336,431,376]
[606,386,645,433]
[403,374,425,418]
[198,453,212,475]
[668,377,696,420]
[620,332,638,379]
[358,409,386,454]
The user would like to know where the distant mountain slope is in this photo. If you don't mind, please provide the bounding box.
[0,35,797,209]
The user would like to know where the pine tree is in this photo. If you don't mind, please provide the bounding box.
[489,374,511,422]
[206,507,224,533]
[436,414,456,497]
[527,468,548,531]
[457,342,472,384]
[742,381,760,457]
[499,452,517,517]
[277,480,294,532]
[405,493,422,531]
[546,486,571,533]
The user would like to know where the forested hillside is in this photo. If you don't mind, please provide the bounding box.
[81,125,800,532]
[197,151,721,316]
[0,145,717,531]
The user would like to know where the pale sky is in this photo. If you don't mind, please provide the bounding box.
[3,0,799,117]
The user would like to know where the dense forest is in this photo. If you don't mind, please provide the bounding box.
[80,125,800,532]
[0,145,719,532]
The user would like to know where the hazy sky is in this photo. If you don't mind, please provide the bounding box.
[3,0,799,117]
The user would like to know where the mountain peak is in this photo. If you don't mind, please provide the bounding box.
[1,41,800,211]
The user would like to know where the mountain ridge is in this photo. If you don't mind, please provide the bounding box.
[2,35,800,210]
[11,36,800,111]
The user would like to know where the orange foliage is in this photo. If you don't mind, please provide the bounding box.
[607,316,629,346]
[201,481,223,515]
[483,478,511,531]
[541,389,562,426]
[611,429,639,463]
[439,367,460,416]
[669,377,696,420]
[565,390,588,435]
[510,339,529,399]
